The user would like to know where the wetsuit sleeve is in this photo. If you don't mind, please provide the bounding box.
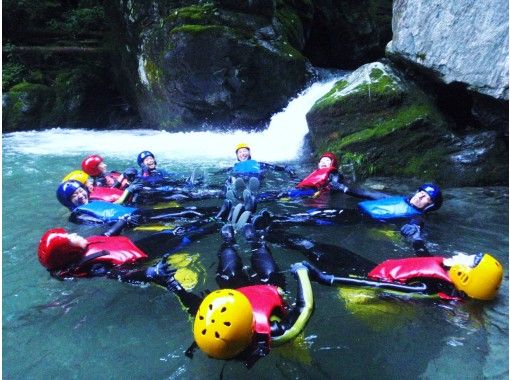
[271,266,313,345]
[344,186,390,200]
[259,162,285,171]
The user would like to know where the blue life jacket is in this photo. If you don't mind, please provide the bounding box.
[358,196,423,221]
[73,201,137,223]
[233,159,261,175]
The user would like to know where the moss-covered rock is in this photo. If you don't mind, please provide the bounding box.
[2,82,55,132]
[106,1,310,130]
[306,61,507,186]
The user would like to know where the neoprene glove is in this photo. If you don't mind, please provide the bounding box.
[290,262,307,275]
[329,181,349,193]
[400,223,421,239]
[126,182,143,193]
[145,254,176,286]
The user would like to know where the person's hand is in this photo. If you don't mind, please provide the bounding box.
[284,165,296,178]
[146,254,177,285]
[329,181,348,193]
[126,182,143,194]
[123,167,138,182]
[290,262,307,275]
[400,223,421,239]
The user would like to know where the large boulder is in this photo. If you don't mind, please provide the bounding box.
[106,1,310,130]
[387,0,508,101]
[306,61,508,186]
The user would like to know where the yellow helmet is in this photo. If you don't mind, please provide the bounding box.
[62,170,90,185]
[235,143,250,153]
[449,253,503,300]
[193,289,254,359]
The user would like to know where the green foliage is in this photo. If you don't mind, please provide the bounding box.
[2,63,27,91]
[48,5,105,36]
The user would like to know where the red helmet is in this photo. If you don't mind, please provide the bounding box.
[320,152,339,169]
[38,228,84,270]
[81,155,104,176]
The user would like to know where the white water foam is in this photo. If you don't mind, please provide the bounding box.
[3,77,341,162]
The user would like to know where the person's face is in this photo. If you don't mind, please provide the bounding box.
[318,156,333,169]
[237,148,250,161]
[71,187,89,206]
[98,162,107,173]
[409,190,433,210]
[67,233,88,249]
[143,156,156,169]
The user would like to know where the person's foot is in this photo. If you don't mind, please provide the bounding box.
[242,223,256,242]
[216,199,232,220]
[243,189,256,212]
[221,224,236,243]
[248,177,260,194]
[253,208,273,231]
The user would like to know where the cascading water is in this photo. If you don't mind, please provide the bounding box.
[3,74,345,163]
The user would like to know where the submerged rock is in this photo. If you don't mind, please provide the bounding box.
[306,61,508,186]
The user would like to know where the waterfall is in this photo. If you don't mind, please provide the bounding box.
[3,74,344,163]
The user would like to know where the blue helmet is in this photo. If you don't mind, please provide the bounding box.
[56,180,87,210]
[137,151,156,167]
[418,183,443,212]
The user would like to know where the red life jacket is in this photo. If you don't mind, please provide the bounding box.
[296,167,336,189]
[89,187,124,203]
[70,236,148,277]
[368,257,452,284]
[237,285,286,344]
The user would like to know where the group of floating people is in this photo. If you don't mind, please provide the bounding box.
[38,143,504,367]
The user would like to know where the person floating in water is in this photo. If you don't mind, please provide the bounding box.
[219,143,295,186]
[257,152,349,202]
[56,179,218,225]
[253,183,443,251]
[164,222,314,368]
[263,228,503,301]
[81,154,122,188]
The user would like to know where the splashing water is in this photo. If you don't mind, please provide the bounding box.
[3,77,343,163]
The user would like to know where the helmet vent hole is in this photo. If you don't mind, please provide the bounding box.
[212,319,215,323]
[201,329,207,335]
[215,332,220,339]
[208,304,213,310]
[221,307,227,312]
[199,315,204,320]
[224,322,231,327]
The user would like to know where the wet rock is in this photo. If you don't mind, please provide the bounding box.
[305,61,508,186]
[106,1,310,131]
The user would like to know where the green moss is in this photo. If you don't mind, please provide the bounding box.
[166,4,217,22]
[275,8,303,47]
[144,59,162,85]
[310,80,349,111]
[401,147,446,178]
[337,104,434,148]
[170,24,228,35]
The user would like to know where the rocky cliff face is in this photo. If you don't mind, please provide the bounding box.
[387,0,508,101]
[386,0,508,134]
